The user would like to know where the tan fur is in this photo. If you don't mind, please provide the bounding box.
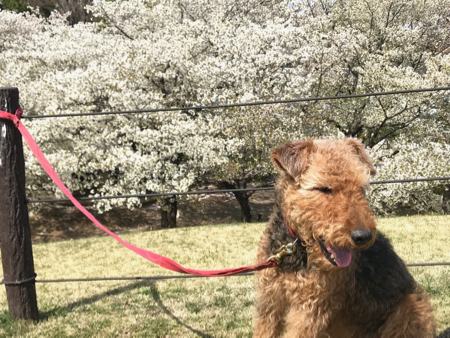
[254,138,436,338]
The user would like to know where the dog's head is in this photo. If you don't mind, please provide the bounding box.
[271,138,377,270]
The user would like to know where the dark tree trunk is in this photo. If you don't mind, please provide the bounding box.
[220,181,254,223]
[160,196,177,229]
[0,87,39,320]
[443,186,450,213]
[234,190,253,223]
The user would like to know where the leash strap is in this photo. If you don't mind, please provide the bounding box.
[0,110,277,276]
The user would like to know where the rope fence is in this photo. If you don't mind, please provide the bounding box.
[21,86,450,119]
[0,172,443,286]
[27,176,450,203]
[1,87,450,289]
[13,175,450,285]
[2,263,450,285]
[3,261,450,285]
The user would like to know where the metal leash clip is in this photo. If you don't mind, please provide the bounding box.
[267,240,297,263]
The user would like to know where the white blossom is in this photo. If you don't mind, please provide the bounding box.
[0,0,449,215]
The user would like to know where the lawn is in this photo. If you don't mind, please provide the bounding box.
[0,215,449,337]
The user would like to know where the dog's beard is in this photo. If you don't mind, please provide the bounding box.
[306,246,335,271]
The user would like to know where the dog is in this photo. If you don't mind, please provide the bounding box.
[253,138,436,338]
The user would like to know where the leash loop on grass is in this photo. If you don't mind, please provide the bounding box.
[0,110,277,277]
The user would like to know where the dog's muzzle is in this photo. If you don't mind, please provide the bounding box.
[351,227,373,246]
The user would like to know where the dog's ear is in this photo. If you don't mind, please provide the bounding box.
[271,140,314,179]
[344,138,377,176]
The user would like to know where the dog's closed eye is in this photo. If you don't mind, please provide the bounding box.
[312,187,332,195]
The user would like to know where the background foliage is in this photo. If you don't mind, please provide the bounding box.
[1,0,450,227]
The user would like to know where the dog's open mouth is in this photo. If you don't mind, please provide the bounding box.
[318,239,352,267]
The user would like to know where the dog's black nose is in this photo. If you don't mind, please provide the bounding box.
[351,228,373,246]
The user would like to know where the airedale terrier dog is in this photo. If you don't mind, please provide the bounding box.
[254,138,436,338]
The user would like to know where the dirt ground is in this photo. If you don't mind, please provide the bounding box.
[29,190,276,243]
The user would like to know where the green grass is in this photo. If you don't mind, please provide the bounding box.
[0,215,449,337]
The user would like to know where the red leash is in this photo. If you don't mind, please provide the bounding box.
[0,109,277,276]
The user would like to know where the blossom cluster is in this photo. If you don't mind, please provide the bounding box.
[0,0,449,215]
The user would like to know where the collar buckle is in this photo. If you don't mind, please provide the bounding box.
[266,242,297,263]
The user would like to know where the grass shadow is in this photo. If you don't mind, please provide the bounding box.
[40,280,149,321]
[149,284,215,338]
[40,281,214,337]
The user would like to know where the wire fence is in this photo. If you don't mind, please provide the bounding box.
[11,175,450,285]
[27,176,450,203]
[3,261,450,285]
[10,86,450,285]
[21,86,450,119]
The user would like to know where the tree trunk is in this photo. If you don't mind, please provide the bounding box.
[0,87,39,320]
[443,186,450,214]
[234,190,252,223]
[220,180,254,223]
[160,196,177,229]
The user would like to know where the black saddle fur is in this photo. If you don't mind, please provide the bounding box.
[266,203,418,333]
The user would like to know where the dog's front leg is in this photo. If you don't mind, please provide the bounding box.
[377,290,435,338]
[253,273,287,338]
[284,306,330,338]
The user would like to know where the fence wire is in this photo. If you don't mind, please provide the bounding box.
[21,86,450,119]
[2,262,450,285]
[11,86,450,285]
[27,176,450,204]
[12,176,450,285]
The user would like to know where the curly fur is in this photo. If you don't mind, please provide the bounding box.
[254,138,437,338]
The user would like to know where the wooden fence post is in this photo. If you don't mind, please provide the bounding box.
[0,87,39,320]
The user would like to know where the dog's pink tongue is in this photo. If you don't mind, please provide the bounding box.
[326,243,352,267]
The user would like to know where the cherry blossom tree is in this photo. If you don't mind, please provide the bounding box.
[1,0,450,228]
[0,8,234,228]
[290,0,450,213]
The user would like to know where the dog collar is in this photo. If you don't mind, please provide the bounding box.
[266,216,299,263]
[283,216,297,240]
